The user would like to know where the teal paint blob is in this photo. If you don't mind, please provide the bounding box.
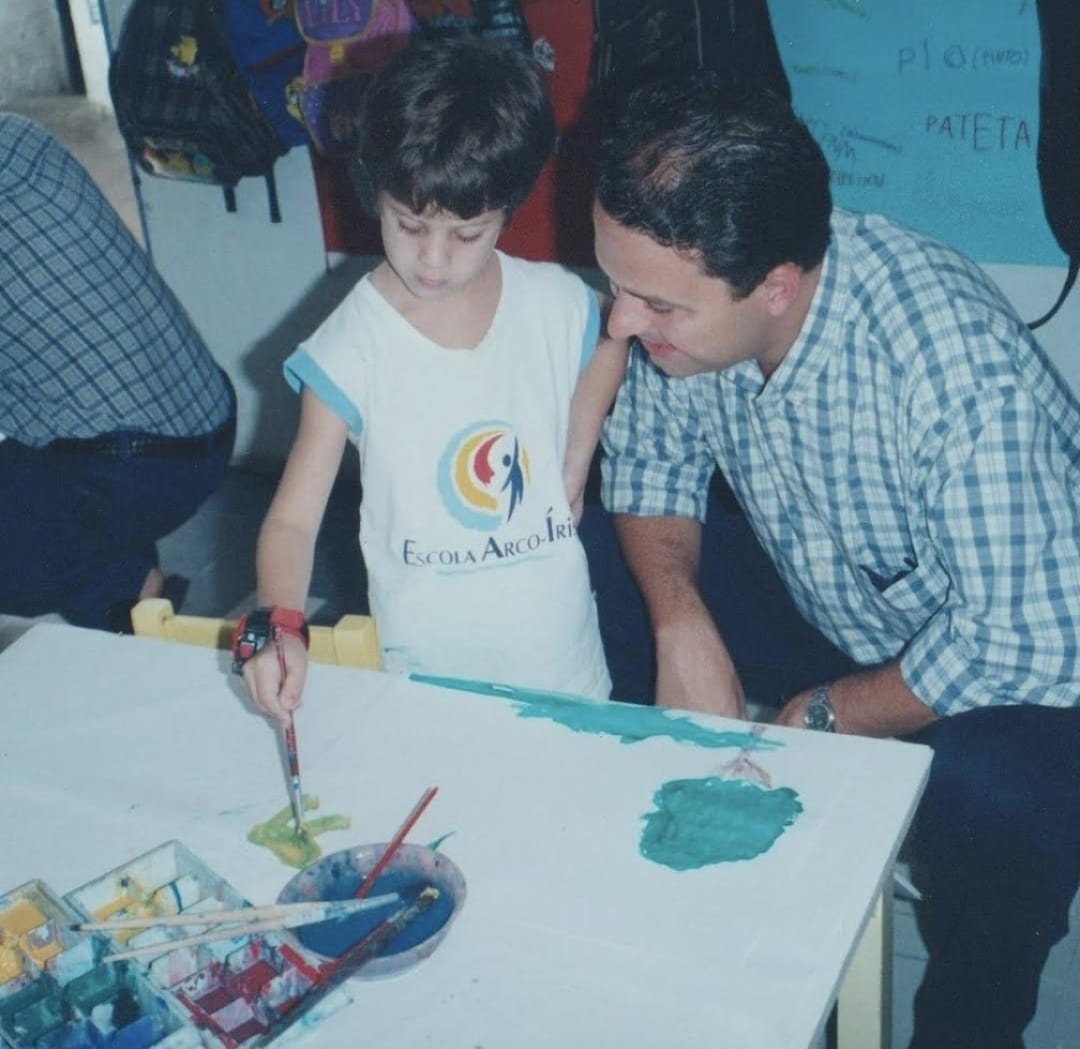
[640,777,804,869]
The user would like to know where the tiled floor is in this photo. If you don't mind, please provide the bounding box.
[3,93,1077,1049]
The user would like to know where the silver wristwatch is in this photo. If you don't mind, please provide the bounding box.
[803,684,836,732]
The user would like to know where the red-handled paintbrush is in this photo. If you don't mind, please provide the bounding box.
[354,785,439,901]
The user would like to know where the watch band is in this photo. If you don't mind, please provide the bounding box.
[231,606,310,675]
[266,607,310,648]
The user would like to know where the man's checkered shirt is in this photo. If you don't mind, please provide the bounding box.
[603,209,1080,716]
[0,114,231,447]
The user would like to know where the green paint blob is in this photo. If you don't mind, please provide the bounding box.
[247,796,351,869]
[510,692,778,752]
[640,777,803,869]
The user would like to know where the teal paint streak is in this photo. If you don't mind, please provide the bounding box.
[512,693,776,750]
[641,777,804,868]
[411,673,778,751]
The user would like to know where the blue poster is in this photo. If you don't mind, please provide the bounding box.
[768,0,1063,266]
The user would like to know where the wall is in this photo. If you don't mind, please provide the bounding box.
[0,1,70,104]
[770,1,1059,268]
[133,155,341,470]
[68,0,111,109]
[768,0,1080,409]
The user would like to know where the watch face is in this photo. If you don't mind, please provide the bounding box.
[231,610,275,674]
[805,692,835,731]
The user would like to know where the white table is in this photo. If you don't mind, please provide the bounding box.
[0,624,930,1049]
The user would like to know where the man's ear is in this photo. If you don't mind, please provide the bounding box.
[760,262,804,317]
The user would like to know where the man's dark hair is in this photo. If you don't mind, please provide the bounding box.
[596,73,832,298]
[354,35,555,220]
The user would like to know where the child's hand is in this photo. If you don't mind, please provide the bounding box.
[241,633,309,726]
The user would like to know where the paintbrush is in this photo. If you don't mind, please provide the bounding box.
[275,629,307,839]
[325,885,440,976]
[75,894,402,933]
[94,893,403,962]
[353,785,439,902]
[283,717,306,838]
[246,886,441,1049]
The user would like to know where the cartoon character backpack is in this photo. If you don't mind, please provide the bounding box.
[109,0,288,220]
[294,0,415,158]
[294,0,533,158]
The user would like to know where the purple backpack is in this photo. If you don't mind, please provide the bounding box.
[295,0,415,157]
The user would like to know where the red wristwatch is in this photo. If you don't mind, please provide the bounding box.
[231,607,310,674]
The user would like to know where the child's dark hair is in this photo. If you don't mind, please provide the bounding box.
[353,34,555,220]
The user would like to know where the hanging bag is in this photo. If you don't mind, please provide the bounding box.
[224,0,311,149]
[294,0,415,157]
[109,0,288,220]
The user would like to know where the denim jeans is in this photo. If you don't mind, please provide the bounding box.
[0,406,234,630]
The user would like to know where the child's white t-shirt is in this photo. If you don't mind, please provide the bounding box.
[285,252,611,699]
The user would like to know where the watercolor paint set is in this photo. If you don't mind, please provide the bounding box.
[0,877,193,1049]
[0,841,346,1049]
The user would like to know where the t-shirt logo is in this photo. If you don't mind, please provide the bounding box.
[437,421,531,531]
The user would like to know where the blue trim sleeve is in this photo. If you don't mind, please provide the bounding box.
[284,348,363,435]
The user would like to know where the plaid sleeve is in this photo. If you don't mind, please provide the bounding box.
[600,343,717,521]
[901,382,1080,714]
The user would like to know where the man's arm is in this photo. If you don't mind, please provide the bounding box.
[614,512,746,720]
[774,661,937,737]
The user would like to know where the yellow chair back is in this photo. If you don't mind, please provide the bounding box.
[130,598,381,669]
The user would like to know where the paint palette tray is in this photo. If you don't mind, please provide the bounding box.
[0,879,192,1049]
[62,841,342,1049]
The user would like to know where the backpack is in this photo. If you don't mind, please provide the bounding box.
[223,0,310,149]
[1029,0,1080,330]
[294,0,415,158]
[590,0,791,119]
[109,0,289,221]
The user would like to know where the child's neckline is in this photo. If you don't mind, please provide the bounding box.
[367,252,504,352]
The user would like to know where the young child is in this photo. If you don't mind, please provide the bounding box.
[238,35,626,722]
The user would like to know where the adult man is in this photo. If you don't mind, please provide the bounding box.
[594,74,1079,1049]
[0,114,235,631]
